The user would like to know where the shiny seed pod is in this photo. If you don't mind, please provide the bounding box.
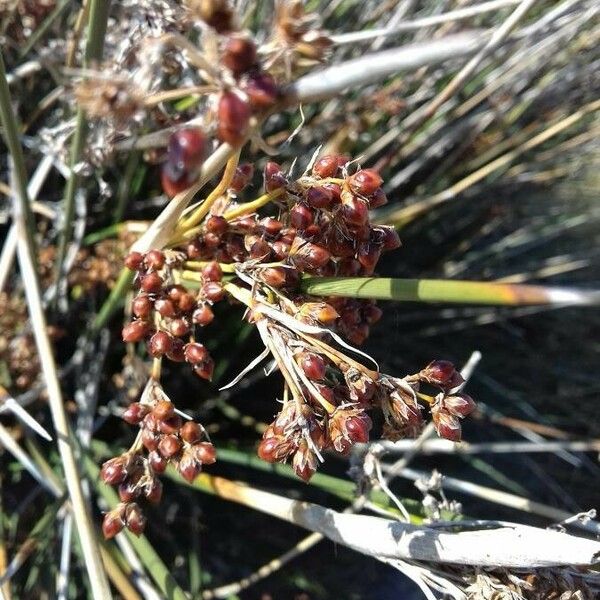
[154,298,177,318]
[178,450,201,483]
[260,266,287,288]
[161,164,193,199]
[148,450,167,473]
[202,261,223,282]
[194,441,217,464]
[192,305,214,326]
[312,155,340,179]
[144,250,165,270]
[167,338,186,362]
[348,169,382,196]
[122,320,150,343]
[222,35,257,76]
[122,402,150,425]
[139,271,163,293]
[153,400,175,421]
[290,204,315,230]
[100,456,128,485]
[217,91,251,146]
[193,357,215,381]
[124,503,146,536]
[158,415,183,435]
[299,352,326,380]
[184,342,208,364]
[158,434,182,459]
[180,421,202,444]
[229,163,254,192]
[306,185,333,209]
[148,331,173,358]
[145,478,163,504]
[242,71,278,108]
[201,281,225,303]
[205,215,228,235]
[102,510,124,539]
[124,251,144,270]
[340,193,369,227]
[167,128,206,172]
[132,294,153,318]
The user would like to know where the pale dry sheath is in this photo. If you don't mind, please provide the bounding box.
[211,476,600,568]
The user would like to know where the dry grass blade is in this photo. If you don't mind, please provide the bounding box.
[0,57,113,600]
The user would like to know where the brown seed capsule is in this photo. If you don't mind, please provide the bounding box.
[118,480,140,503]
[184,342,208,364]
[167,338,186,362]
[194,0,235,34]
[144,250,165,270]
[141,428,159,451]
[154,298,177,318]
[122,402,150,425]
[222,35,257,76]
[124,503,147,536]
[345,413,372,444]
[193,357,215,381]
[322,182,342,203]
[167,128,206,172]
[312,155,340,179]
[376,225,401,251]
[369,187,388,208]
[444,393,476,418]
[205,215,228,235]
[194,441,217,464]
[260,266,287,288]
[202,261,223,282]
[122,320,150,343]
[178,293,196,312]
[249,238,271,260]
[170,318,190,337]
[149,331,173,358]
[420,360,458,387]
[264,161,287,192]
[357,243,381,273]
[178,450,201,483]
[145,478,163,504]
[257,437,279,462]
[148,450,167,473]
[153,400,175,421]
[124,251,144,270]
[306,185,333,209]
[340,194,369,227]
[158,434,182,459]
[271,240,290,260]
[180,421,202,444]
[217,91,251,146]
[159,415,183,435]
[132,294,153,318]
[102,510,124,539]
[140,271,163,293]
[362,303,383,325]
[229,162,254,193]
[290,204,315,230]
[242,71,278,109]
[161,165,193,199]
[348,169,382,196]
[202,281,225,302]
[101,456,128,485]
[433,409,462,442]
[193,305,214,326]
[299,352,326,380]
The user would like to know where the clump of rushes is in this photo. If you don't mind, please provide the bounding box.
[104,155,476,530]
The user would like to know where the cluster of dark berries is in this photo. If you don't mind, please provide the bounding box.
[123,249,224,381]
[101,390,215,538]
[419,360,476,441]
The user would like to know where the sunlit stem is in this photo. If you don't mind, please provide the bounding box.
[175,150,241,234]
[416,392,435,405]
[184,261,237,273]
[223,187,285,221]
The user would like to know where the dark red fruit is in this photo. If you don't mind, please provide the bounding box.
[193,357,215,381]
[158,434,182,459]
[306,185,333,209]
[290,204,314,230]
[202,281,225,302]
[144,250,165,270]
[194,441,216,464]
[312,155,339,179]
[217,91,251,146]
[242,71,278,108]
[222,36,257,76]
[167,128,206,172]
[102,511,124,539]
[202,261,222,282]
[205,215,228,235]
[154,298,177,318]
[124,251,144,270]
[229,163,254,192]
[153,400,175,421]
[132,294,153,318]
[101,457,128,485]
[148,331,173,357]
[122,402,149,425]
[299,352,326,380]
[184,342,208,364]
[340,194,369,227]
[139,271,163,293]
[122,320,150,343]
[348,169,382,196]
[161,164,193,198]
[180,421,202,444]
[193,305,214,326]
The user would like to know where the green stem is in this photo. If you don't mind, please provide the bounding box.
[55,0,112,288]
[92,267,134,333]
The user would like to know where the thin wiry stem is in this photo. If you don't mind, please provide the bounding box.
[12,205,112,597]
[55,0,112,291]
